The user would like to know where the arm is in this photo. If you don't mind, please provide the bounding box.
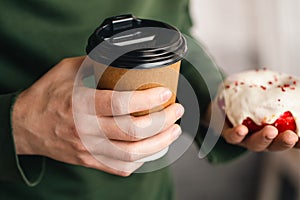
[176,0,248,163]
[179,43,248,163]
[187,1,299,158]
[181,47,298,163]
[179,3,298,161]
[8,56,183,186]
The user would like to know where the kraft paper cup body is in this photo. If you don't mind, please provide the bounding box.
[93,61,181,116]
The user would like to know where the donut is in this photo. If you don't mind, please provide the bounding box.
[216,68,300,135]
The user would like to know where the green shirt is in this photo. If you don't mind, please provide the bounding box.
[0,0,246,199]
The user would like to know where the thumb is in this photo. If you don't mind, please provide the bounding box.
[55,56,90,80]
[40,56,93,86]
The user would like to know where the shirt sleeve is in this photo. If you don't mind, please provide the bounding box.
[180,39,248,164]
[195,124,248,164]
[0,92,45,186]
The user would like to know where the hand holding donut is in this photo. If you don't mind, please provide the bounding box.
[215,69,300,152]
[222,121,299,152]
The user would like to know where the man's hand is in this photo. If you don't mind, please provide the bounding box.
[12,56,184,176]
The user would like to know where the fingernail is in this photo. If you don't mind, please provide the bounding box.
[172,125,182,138]
[283,132,298,145]
[160,89,172,102]
[176,105,185,118]
[266,133,277,140]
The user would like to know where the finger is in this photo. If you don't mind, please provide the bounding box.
[56,56,86,71]
[90,124,182,162]
[70,56,95,82]
[98,103,184,141]
[74,103,184,141]
[79,153,143,177]
[100,87,173,116]
[267,130,299,151]
[222,124,248,144]
[94,155,144,176]
[74,87,173,116]
[241,125,278,152]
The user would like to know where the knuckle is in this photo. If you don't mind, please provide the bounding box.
[253,148,264,152]
[78,155,94,167]
[53,125,62,138]
[63,93,73,113]
[76,154,88,165]
[54,124,68,138]
[72,142,86,153]
[126,122,139,140]
[55,123,79,139]
[140,96,152,110]
[69,124,80,138]
[122,145,139,162]
[111,95,126,115]
[127,116,153,140]
[123,151,136,162]
[117,171,132,177]
[248,145,264,152]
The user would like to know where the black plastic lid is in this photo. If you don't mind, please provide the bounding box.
[86,14,187,69]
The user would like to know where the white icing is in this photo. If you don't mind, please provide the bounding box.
[217,69,300,134]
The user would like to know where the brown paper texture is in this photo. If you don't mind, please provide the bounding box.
[93,61,181,116]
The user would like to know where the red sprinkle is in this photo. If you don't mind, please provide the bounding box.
[268,81,273,85]
[284,84,290,87]
[281,87,286,92]
[260,85,267,90]
[225,85,230,89]
[278,99,281,102]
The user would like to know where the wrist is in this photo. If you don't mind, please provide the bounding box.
[11,90,34,155]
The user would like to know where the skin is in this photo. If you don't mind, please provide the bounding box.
[207,103,300,152]
[222,124,299,152]
[12,56,184,177]
[12,56,298,178]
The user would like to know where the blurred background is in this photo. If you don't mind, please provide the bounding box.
[170,0,300,199]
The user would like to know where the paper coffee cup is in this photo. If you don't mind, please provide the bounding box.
[86,14,187,161]
[93,61,180,116]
